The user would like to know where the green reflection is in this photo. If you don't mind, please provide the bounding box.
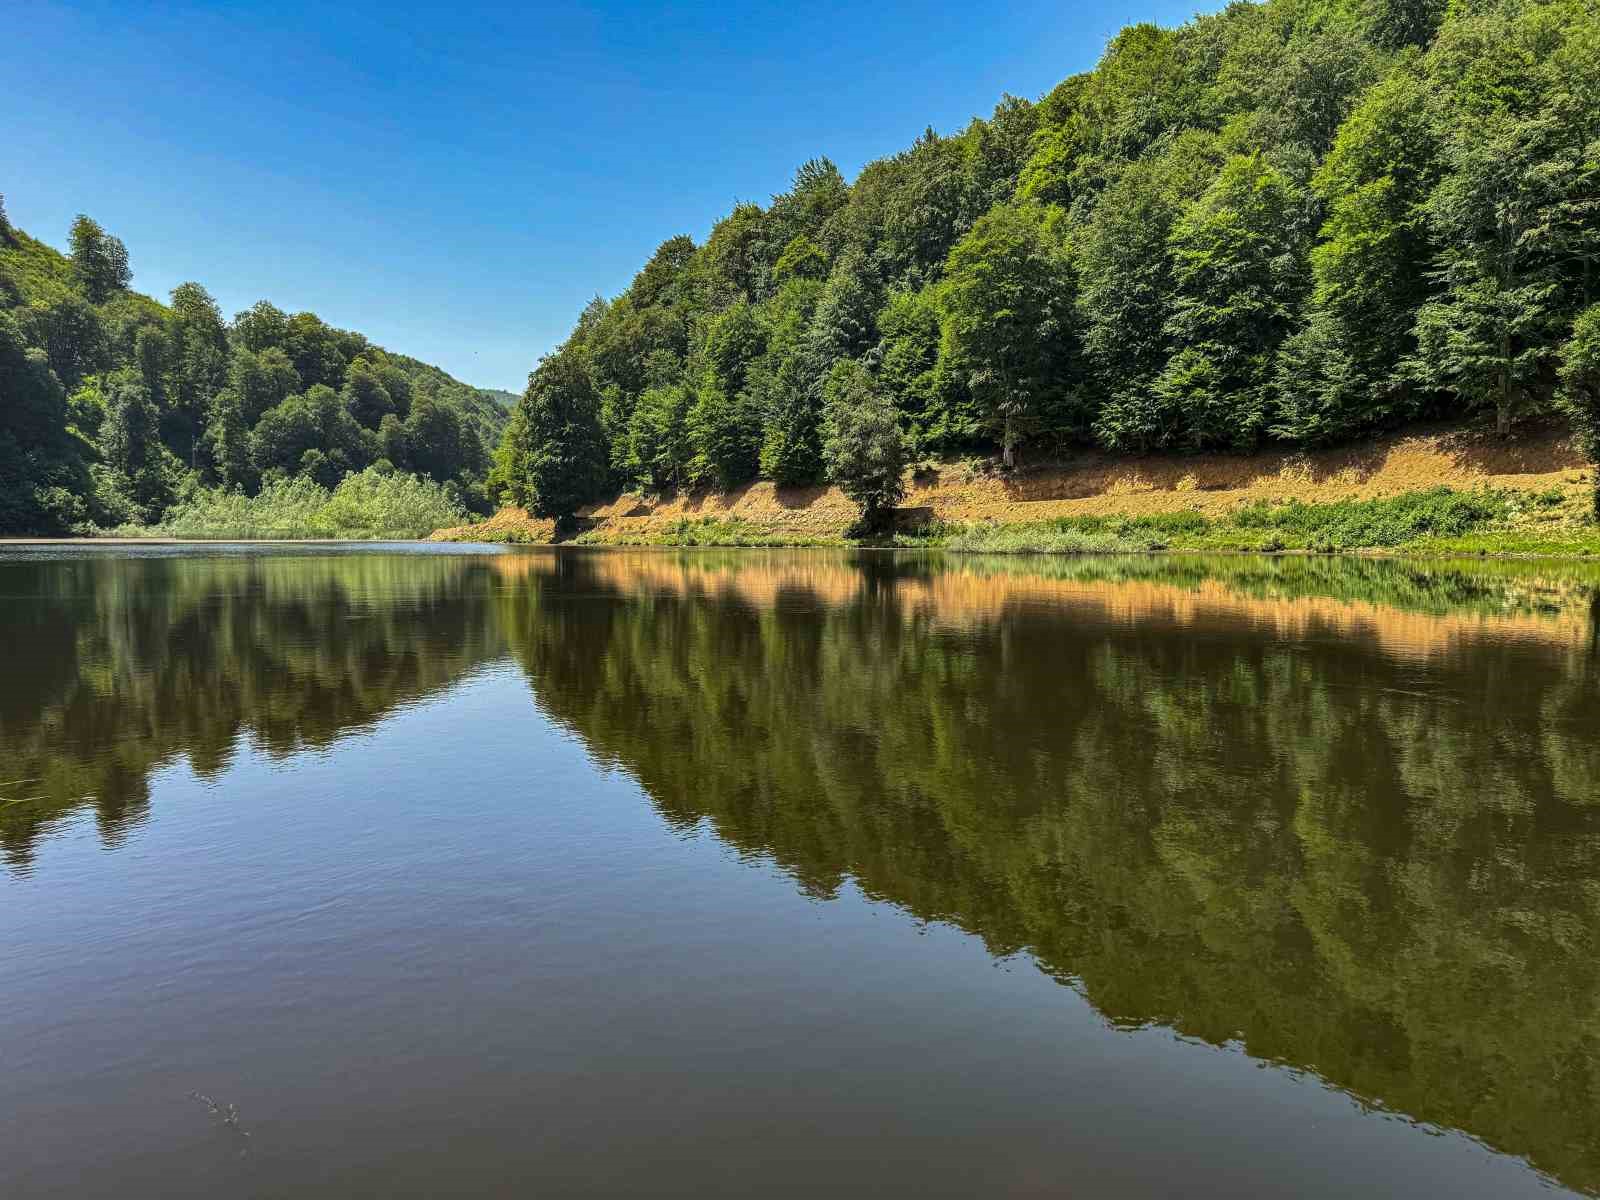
[3,547,1598,1193]
[0,550,506,866]
[498,549,1600,1194]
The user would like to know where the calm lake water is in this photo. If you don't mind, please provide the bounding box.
[2,544,1598,1198]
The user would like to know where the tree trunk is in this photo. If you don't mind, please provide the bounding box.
[1498,335,1514,437]
[1001,417,1016,470]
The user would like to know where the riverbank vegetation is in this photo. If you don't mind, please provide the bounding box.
[922,487,1529,554]
[531,485,1593,557]
[0,199,509,536]
[493,0,1600,531]
[110,465,470,540]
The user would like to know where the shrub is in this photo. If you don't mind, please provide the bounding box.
[116,466,468,539]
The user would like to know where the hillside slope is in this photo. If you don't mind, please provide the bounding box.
[488,0,1600,540]
[0,203,510,533]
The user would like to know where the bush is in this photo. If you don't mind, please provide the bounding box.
[116,466,468,539]
[1230,488,1507,548]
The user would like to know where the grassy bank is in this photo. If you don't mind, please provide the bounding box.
[454,486,1600,559]
[903,487,1599,557]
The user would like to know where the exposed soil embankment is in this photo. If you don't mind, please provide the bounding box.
[431,423,1593,545]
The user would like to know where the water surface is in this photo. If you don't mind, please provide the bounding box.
[2,545,1598,1197]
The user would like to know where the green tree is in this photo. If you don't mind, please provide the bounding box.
[233,300,290,353]
[1407,0,1600,435]
[1276,68,1439,444]
[0,311,89,533]
[876,286,963,452]
[342,356,396,428]
[1079,132,1222,452]
[821,359,906,532]
[1558,305,1600,517]
[687,381,762,490]
[624,383,695,493]
[22,295,110,392]
[250,384,373,482]
[403,389,481,484]
[511,350,609,525]
[1154,155,1311,450]
[205,386,254,491]
[755,350,823,485]
[765,158,849,259]
[166,282,229,464]
[223,345,300,427]
[772,235,828,285]
[67,215,131,302]
[1359,0,1445,51]
[938,203,1078,467]
[1407,116,1575,435]
[100,372,171,520]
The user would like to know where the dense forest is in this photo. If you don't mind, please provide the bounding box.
[496,0,1600,526]
[0,199,509,534]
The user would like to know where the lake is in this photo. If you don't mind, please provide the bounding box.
[2,544,1598,1198]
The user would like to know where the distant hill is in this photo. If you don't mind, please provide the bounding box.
[0,199,511,533]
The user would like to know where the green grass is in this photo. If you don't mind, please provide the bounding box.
[575,517,837,547]
[457,486,1600,559]
[893,487,1600,557]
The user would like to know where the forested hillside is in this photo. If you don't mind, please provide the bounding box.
[496,0,1600,526]
[0,201,509,534]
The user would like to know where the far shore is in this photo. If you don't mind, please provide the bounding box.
[0,537,423,546]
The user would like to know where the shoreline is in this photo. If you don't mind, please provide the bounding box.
[3,536,1596,563]
[432,422,1599,558]
[0,537,421,546]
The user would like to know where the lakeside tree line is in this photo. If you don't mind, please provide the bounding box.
[0,201,509,534]
[498,0,1600,525]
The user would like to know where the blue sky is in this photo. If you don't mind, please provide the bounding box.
[6,1,1207,391]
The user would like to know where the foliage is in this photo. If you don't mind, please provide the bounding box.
[937,203,1079,466]
[624,382,695,493]
[0,311,90,533]
[486,0,1600,518]
[67,215,130,302]
[509,350,609,524]
[820,359,907,530]
[0,204,508,534]
[122,465,469,539]
[1558,305,1600,516]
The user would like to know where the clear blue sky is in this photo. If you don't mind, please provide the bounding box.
[6,1,1207,392]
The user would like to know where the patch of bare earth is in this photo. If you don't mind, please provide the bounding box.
[432,422,1592,543]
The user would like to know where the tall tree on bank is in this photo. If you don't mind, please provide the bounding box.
[508,350,609,528]
[937,204,1078,468]
[1155,156,1312,451]
[821,359,907,532]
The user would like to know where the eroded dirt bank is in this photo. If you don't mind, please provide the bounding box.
[432,423,1593,544]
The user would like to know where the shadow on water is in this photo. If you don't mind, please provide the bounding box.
[3,545,1600,1193]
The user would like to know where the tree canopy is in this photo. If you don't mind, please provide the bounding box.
[0,209,511,533]
[491,0,1600,518]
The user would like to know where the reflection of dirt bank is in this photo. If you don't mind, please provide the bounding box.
[489,550,1596,662]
